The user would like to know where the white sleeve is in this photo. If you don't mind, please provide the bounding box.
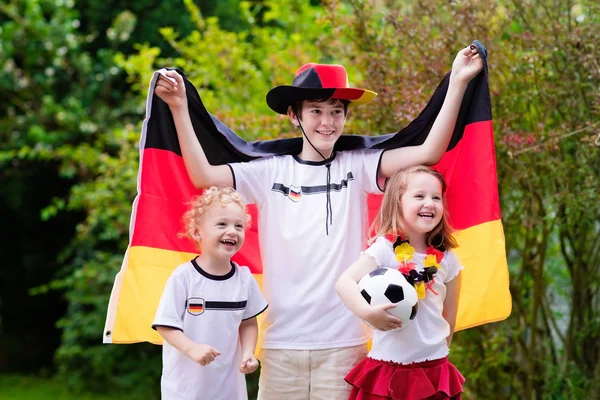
[443,250,465,283]
[362,236,398,269]
[228,157,274,206]
[241,267,268,320]
[152,273,188,331]
[355,149,385,194]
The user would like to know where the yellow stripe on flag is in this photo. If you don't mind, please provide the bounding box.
[453,219,511,331]
[105,221,509,344]
[108,246,196,344]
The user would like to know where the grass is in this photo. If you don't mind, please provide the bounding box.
[1,371,259,399]
[0,375,137,400]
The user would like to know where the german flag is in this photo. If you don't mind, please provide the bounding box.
[103,41,510,344]
[188,301,204,315]
[189,304,204,312]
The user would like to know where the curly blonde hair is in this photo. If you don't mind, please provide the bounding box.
[370,166,457,250]
[181,186,251,244]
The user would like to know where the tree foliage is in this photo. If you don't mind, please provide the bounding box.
[0,0,158,393]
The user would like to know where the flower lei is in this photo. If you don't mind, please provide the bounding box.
[392,236,445,299]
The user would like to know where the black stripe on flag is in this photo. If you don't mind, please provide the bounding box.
[144,58,491,162]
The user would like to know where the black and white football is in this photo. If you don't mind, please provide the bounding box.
[358,267,418,331]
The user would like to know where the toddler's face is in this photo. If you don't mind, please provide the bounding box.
[197,202,246,259]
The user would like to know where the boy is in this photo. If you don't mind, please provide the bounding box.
[152,187,267,400]
[154,45,482,399]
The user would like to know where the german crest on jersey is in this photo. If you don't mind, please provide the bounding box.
[289,185,302,202]
[187,297,205,316]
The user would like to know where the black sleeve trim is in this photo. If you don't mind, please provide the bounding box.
[376,150,386,193]
[227,164,237,189]
[242,304,268,321]
[152,324,183,332]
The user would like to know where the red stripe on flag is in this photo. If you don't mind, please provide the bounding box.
[139,148,199,198]
[131,148,262,273]
[134,118,497,274]
[436,120,501,229]
[367,120,500,230]
[131,192,196,251]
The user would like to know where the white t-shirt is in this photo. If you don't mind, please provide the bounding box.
[229,149,384,350]
[152,259,268,400]
[364,236,464,364]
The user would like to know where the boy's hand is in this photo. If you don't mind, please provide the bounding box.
[363,303,403,331]
[155,69,187,108]
[450,45,483,85]
[239,355,259,374]
[186,343,221,366]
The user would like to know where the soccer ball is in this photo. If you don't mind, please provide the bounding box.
[358,268,418,330]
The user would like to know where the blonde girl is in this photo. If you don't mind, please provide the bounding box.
[336,167,464,400]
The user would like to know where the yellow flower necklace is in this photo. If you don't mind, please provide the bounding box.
[392,237,445,299]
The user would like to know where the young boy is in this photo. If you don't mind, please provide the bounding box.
[154,45,482,399]
[152,187,267,400]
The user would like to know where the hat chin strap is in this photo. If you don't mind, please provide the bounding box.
[298,120,333,235]
[297,119,330,161]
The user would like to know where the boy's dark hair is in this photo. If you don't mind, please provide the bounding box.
[290,98,350,121]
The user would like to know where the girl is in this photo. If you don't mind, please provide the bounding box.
[336,166,464,400]
[152,187,268,400]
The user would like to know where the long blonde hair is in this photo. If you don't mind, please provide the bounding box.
[181,187,251,246]
[370,166,457,250]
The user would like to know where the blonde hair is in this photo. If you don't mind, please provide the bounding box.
[370,166,457,250]
[181,186,251,245]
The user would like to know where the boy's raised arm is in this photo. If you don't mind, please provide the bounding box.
[155,70,234,189]
[378,46,483,179]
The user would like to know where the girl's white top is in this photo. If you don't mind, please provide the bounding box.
[364,236,464,364]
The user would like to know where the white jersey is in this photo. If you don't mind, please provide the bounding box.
[363,236,464,364]
[153,259,267,400]
[229,149,384,350]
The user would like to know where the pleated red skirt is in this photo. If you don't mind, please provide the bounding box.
[345,356,465,400]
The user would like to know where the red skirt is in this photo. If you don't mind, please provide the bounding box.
[345,356,465,400]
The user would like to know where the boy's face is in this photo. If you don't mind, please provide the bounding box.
[291,99,347,156]
[197,202,246,261]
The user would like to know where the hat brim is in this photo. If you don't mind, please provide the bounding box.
[266,86,377,114]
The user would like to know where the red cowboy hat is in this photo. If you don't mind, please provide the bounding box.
[266,63,377,114]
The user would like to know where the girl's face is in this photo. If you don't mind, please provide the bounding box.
[400,172,444,239]
[197,202,246,261]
